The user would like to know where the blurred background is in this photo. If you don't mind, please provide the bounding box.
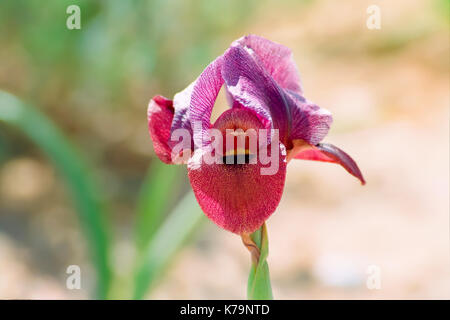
[0,0,448,299]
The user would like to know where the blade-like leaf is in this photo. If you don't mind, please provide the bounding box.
[0,91,112,299]
[133,191,203,299]
[135,162,182,252]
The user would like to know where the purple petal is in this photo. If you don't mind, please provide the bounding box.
[287,90,333,146]
[167,82,196,154]
[294,142,366,184]
[231,35,332,148]
[171,82,194,137]
[188,55,225,148]
[233,35,303,93]
[222,45,292,145]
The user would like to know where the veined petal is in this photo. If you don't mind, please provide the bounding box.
[293,141,365,185]
[233,35,303,93]
[232,35,332,148]
[188,55,225,148]
[147,95,175,164]
[188,108,287,234]
[223,45,291,145]
[287,90,333,146]
[164,81,196,160]
[171,81,195,138]
[188,144,287,234]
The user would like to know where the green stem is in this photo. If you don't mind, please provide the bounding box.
[243,223,273,300]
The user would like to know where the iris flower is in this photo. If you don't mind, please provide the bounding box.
[147,35,364,236]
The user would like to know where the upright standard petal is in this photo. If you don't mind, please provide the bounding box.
[241,34,334,147]
[293,142,366,185]
[147,95,175,164]
[171,81,195,138]
[287,90,333,146]
[188,55,225,148]
[233,35,303,93]
[222,45,292,146]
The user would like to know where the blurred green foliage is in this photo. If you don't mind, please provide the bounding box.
[133,191,203,299]
[135,162,184,252]
[0,0,258,109]
[0,91,204,299]
[0,91,112,299]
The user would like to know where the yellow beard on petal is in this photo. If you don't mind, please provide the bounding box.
[222,148,256,165]
[224,148,250,157]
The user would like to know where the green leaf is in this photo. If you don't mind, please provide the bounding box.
[247,223,273,300]
[133,191,203,299]
[0,91,112,299]
[135,162,182,252]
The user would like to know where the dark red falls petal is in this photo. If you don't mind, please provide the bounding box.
[188,144,287,234]
[147,95,174,164]
[294,143,366,185]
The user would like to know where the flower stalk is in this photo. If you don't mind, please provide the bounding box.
[242,223,273,300]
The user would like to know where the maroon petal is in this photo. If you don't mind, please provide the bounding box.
[147,95,175,164]
[188,146,287,234]
[294,142,366,185]
[222,45,291,145]
[233,35,303,93]
[188,108,287,234]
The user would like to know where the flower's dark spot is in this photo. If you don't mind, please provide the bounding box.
[222,153,256,165]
